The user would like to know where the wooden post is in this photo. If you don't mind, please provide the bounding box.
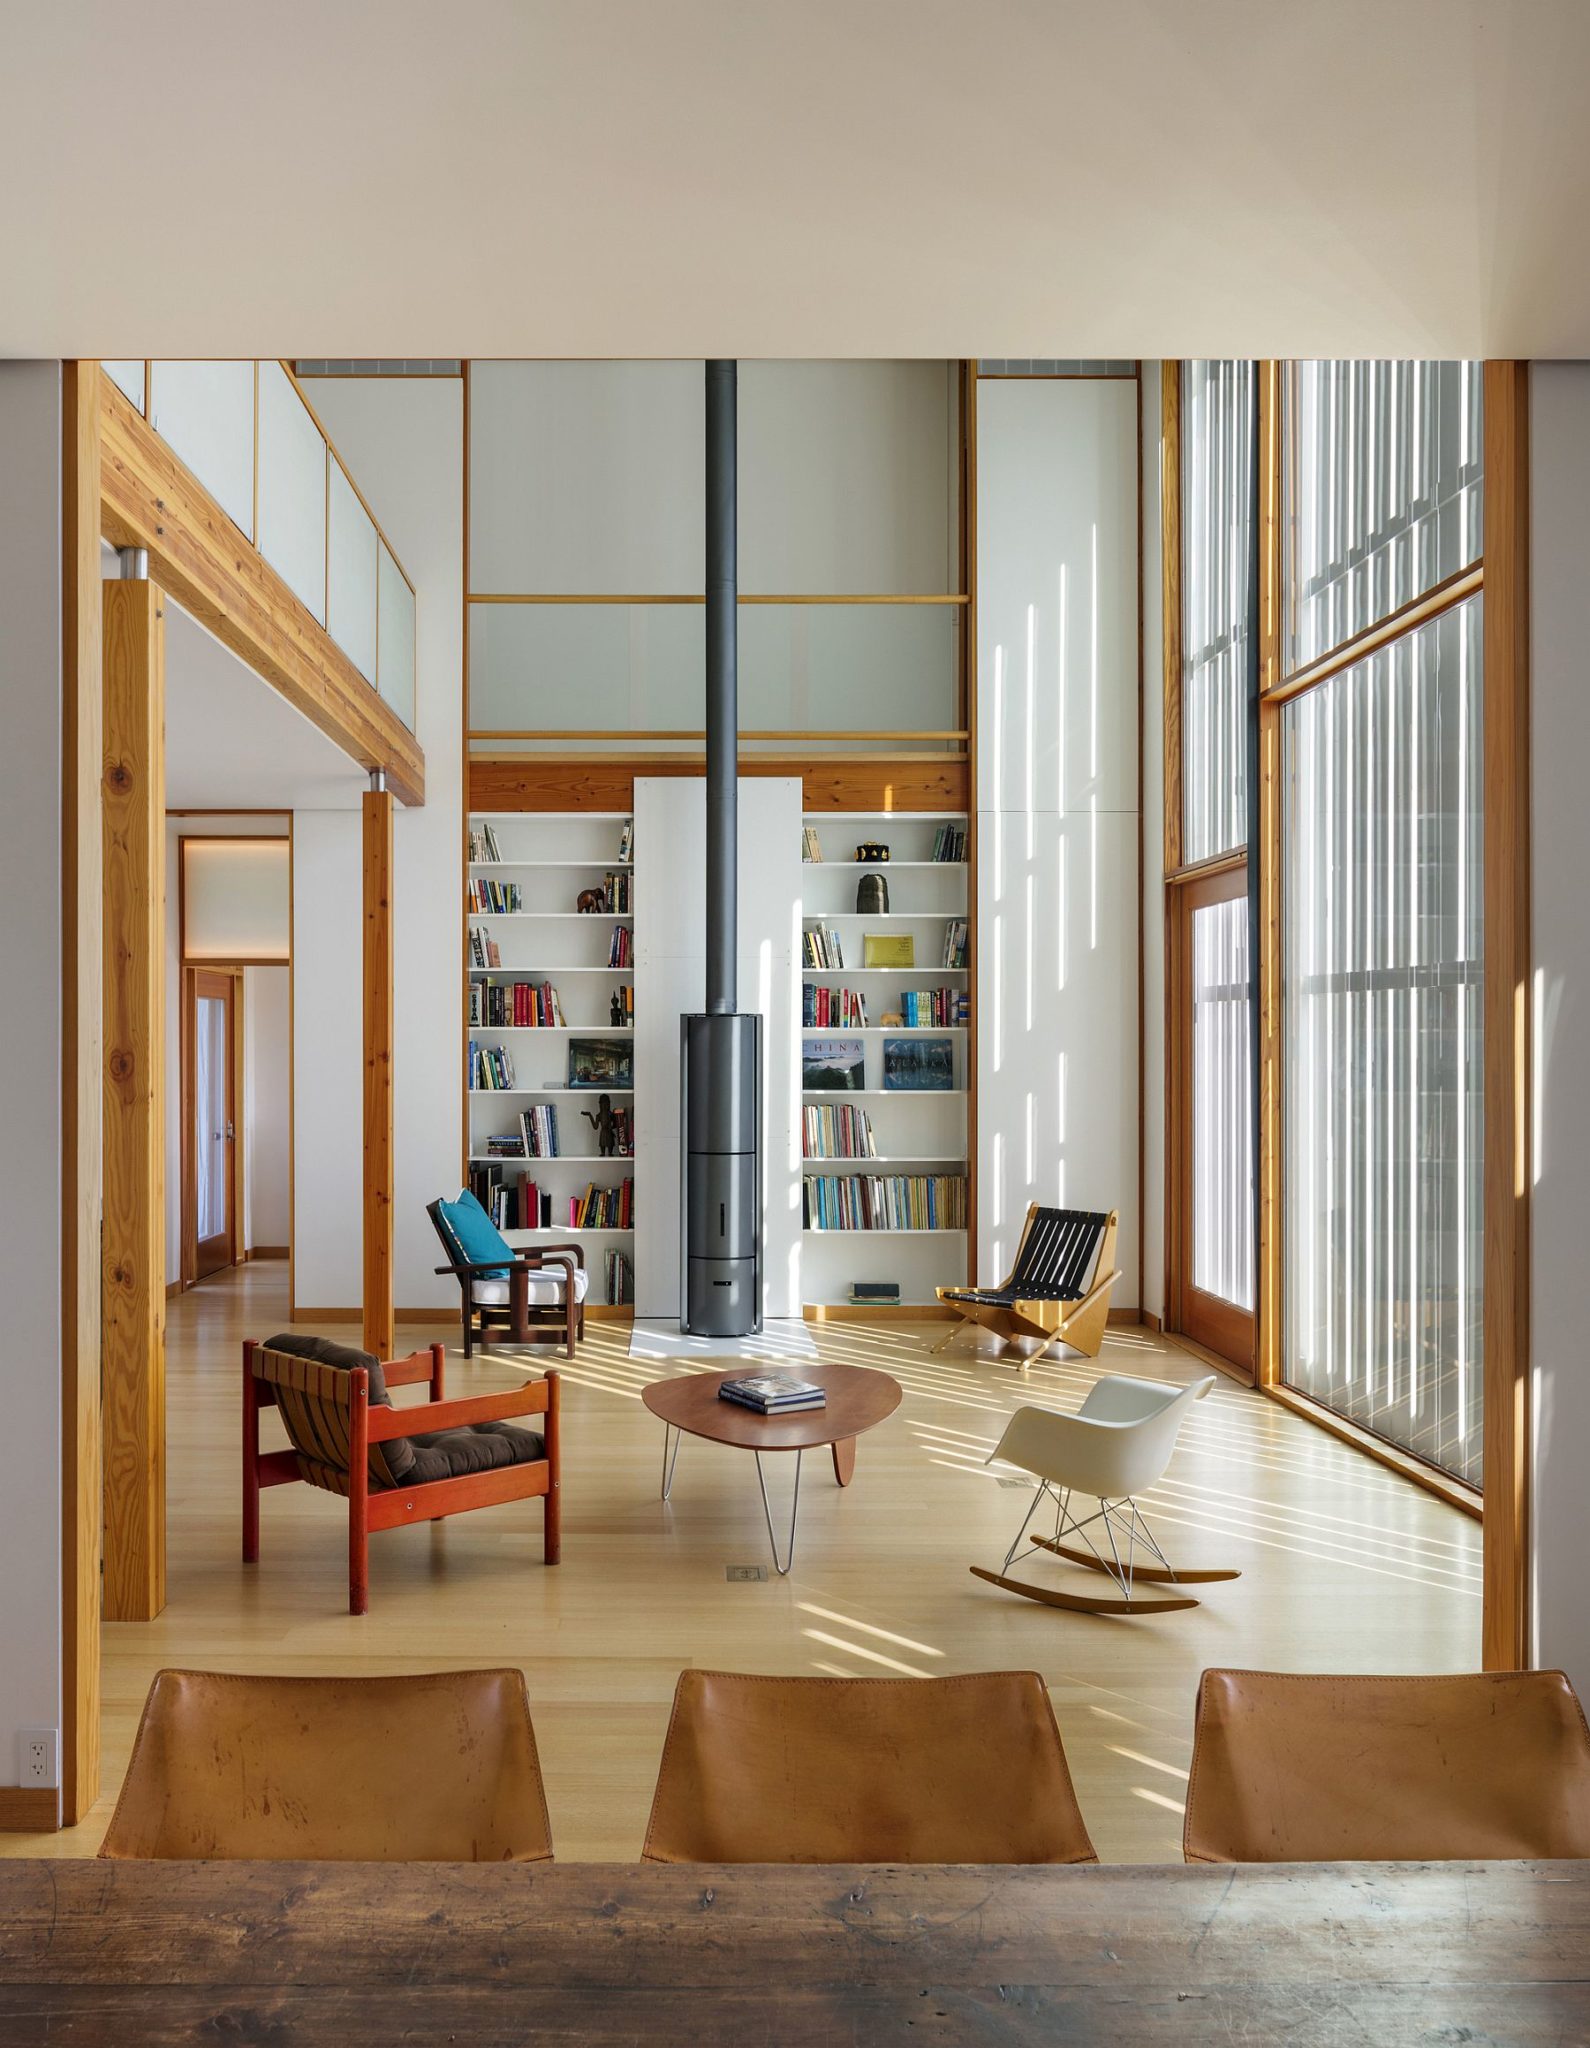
[61,361,103,1822]
[363,784,395,1358]
[101,575,166,1622]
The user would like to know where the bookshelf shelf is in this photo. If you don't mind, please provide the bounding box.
[467,809,639,1310]
[797,810,971,1310]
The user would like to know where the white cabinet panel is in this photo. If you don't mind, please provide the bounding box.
[739,361,957,594]
[976,378,1138,814]
[149,360,256,539]
[104,360,145,411]
[327,458,378,683]
[469,360,704,595]
[256,361,327,624]
[977,805,1139,1308]
[378,540,416,729]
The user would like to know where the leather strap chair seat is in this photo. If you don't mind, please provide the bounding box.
[641,1669,1096,1864]
[100,1669,553,1861]
[1184,1667,1590,1862]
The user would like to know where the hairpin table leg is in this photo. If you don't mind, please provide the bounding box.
[755,1449,803,1576]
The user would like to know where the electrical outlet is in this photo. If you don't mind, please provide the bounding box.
[20,1729,58,1789]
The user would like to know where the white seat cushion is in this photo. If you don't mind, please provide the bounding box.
[472,1265,589,1307]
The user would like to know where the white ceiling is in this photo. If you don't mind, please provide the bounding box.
[7,1,1590,359]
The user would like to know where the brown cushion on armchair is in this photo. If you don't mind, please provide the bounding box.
[262,1331,419,1484]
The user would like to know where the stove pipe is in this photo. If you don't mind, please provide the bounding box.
[681,360,763,1337]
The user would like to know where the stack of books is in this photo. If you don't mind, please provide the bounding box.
[569,1178,634,1229]
[803,985,868,1027]
[801,825,824,863]
[467,877,522,913]
[942,919,969,970]
[471,979,566,1027]
[899,986,970,1028]
[519,1104,562,1156]
[802,925,845,969]
[803,1172,968,1232]
[608,924,634,968]
[803,1101,877,1159]
[718,1373,827,1415]
[468,824,503,862]
[468,927,503,969]
[596,871,633,913]
[930,824,967,863]
[468,1041,516,1090]
[604,1249,634,1304]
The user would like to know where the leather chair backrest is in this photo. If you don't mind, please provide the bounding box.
[1010,1207,1108,1301]
[641,1669,1096,1864]
[1184,1667,1590,1862]
[99,1668,554,1861]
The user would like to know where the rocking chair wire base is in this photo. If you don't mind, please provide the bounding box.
[972,1479,1236,1617]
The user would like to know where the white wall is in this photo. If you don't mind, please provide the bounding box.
[975,375,1140,1302]
[0,362,65,1787]
[1529,361,1590,1697]
[245,967,291,1249]
[296,377,463,1314]
[1140,367,1166,1320]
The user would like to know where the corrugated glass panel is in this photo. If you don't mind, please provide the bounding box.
[1181,361,1254,862]
[1192,895,1254,1309]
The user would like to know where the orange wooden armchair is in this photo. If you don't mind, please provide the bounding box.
[243,1333,560,1614]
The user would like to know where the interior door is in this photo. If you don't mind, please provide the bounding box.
[192,968,237,1279]
[1171,864,1257,1374]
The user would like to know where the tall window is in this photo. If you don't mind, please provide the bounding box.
[1277,363,1484,1485]
[1181,361,1255,864]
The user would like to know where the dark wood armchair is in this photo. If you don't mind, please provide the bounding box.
[427,1199,586,1358]
[243,1334,561,1614]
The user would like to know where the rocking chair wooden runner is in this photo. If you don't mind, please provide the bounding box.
[934,1205,1121,1370]
[243,1334,561,1614]
[970,1373,1240,1616]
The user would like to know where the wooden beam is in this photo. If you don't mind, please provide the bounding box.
[1482,359,1532,1673]
[102,578,166,1622]
[98,374,424,808]
[362,788,395,1358]
[61,362,103,1824]
[468,754,971,814]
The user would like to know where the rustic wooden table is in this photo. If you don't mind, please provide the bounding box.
[0,1858,1585,2043]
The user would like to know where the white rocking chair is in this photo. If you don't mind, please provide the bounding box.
[970,1372,1240,1615]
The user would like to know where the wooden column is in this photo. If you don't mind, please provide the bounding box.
[1482,360,1532,1672]
[363,786,395,1358]
[61,362,103,1820]
[101,576,166,1622]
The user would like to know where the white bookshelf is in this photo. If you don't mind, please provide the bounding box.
[467,812,637,1310]
[798,811,970,1310]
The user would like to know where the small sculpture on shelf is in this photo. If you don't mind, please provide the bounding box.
[610,991,626,1026]
[580,1093,621,1157]
[856,871,890,915]
[575,888,605,914]
[854,841,890,863]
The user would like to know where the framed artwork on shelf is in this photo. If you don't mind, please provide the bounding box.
[803,1037,866,1091]
[863,934,915,969]
[882,1036,955,1092]
[568,1037,634,1089]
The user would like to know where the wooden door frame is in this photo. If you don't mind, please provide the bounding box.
[1167,854,1257,1377]
[182,965,246,1283]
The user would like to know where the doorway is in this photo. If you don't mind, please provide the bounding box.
[183,966,242,1283]
[1169,861,1256,1374]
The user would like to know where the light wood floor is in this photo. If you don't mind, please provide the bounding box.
[11,1265,1481,1862]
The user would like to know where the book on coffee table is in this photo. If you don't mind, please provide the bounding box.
[718,1373,827,1415]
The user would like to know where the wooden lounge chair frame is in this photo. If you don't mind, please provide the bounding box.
[934,1204,1121,1370]
[427,1198,585,1359]
[243,1339,561,1614]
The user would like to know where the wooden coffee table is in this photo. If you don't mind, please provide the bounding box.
[641,1363,902,1575]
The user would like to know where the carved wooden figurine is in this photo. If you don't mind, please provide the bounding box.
[580,1093,620,1156]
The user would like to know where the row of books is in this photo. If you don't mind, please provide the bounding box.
[800,824,826,863]
[590,872,633,913]
[802,1102,877,1160]
[900,987,970,1028]
[605,1250,634,1305]
[608,924,634,968]
[611,984,635,1024]
[519,1104,562,1157]
[931,824,968,862]
[943,920,969,970]
[470,980,566,1028]
[468,1041,516,1091]
[803,985,869,1028]
[468,824,504,863]
[802,1173,968,1232]
[803,925,846,969]
[469,927,503,969]
[571,1178,635,1230]
[467,878,522,913]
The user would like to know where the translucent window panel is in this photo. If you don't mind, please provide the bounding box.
[103,360,146,411]
[738,362,957,594]
[468,601,958,735]
[149,361,256,539]
[182,840,290,962]
[327,459,378,683]
[468,361,704,595]
[377,542,417,730]
[256,361,328,624]
[1181,362,1254,863]
[1192,896,1254,1309]
[1283,361,1483,672]
[1281,597,1483,1486]
[195,996,228,1241]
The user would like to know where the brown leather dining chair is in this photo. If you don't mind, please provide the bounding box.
[1183,1667,1590,1863]
[641,1669,1097,1864]
[99,1669,554,1861]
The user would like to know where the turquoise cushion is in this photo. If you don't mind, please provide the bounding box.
[439,1188,513,1279]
